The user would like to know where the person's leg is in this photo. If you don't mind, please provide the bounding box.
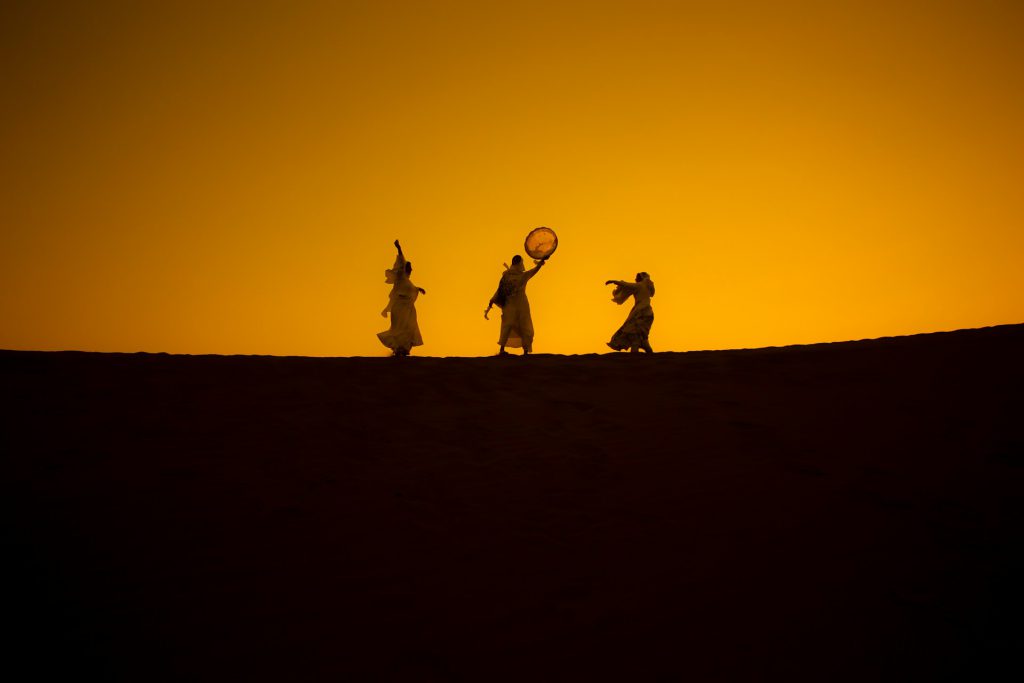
[630,344,639,353]
[498,326,511,355]
[641,313,654,353]
[520,315,535,357]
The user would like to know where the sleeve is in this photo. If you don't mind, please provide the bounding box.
[611,282,636,305]
[385,254,407,284]
[489,274,508,308]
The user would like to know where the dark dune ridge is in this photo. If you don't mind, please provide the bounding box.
[3,326,1023,681]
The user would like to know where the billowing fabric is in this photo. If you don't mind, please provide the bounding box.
[378,254,423,352]
[492,261,542,351]
[610,284,633,305]
[524,227,558,260]
[608,276,655,351]
[384,257,402,285]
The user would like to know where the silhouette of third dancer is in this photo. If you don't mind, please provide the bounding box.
[378,239,425,357]
[606,272,655,353]
[485,254,546,355]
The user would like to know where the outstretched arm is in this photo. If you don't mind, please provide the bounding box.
[523,259,546,282]
[394,239,404,259]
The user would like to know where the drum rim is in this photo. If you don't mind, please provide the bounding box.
[524,226,558,259]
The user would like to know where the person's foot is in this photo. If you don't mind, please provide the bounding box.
[498,350,509,356]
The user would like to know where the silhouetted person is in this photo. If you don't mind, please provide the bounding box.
[378,239,425,356]
[485,254,546,355]
[606,272,655,353]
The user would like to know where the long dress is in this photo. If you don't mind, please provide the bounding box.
[377,255,423,353]
[608,278,655,351]
[492,262,543,352]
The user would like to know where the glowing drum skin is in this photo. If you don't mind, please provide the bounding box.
[524,226,558,261]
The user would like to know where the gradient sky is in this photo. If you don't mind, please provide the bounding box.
[2,1,1022,356]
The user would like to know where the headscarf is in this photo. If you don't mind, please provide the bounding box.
[639,272,655,297]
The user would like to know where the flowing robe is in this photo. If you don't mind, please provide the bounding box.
[608,278,655,350]
[377,254,423,352]
[493,262,542,352]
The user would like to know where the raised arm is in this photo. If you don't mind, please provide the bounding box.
[523,258,546,282]
[605,279,635,289]
[391,239,407,279]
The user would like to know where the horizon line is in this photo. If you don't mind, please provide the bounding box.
[2,322,1021,360]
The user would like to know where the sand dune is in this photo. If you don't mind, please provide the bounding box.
[3,325,1023,681]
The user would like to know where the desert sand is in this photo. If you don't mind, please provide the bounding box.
[3,325,1023,681]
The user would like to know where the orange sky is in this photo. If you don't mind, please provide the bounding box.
[2,1,1022,356]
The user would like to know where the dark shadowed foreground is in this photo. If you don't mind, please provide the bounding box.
[3,326,1023,681]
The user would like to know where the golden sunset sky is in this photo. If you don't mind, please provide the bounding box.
[2,1,1022,356]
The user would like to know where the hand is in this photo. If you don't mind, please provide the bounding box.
[394,239,400,248]
[605,280,614,286]
[484,305,491,320]
[418,288,426,295]
[381,310,388,318]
